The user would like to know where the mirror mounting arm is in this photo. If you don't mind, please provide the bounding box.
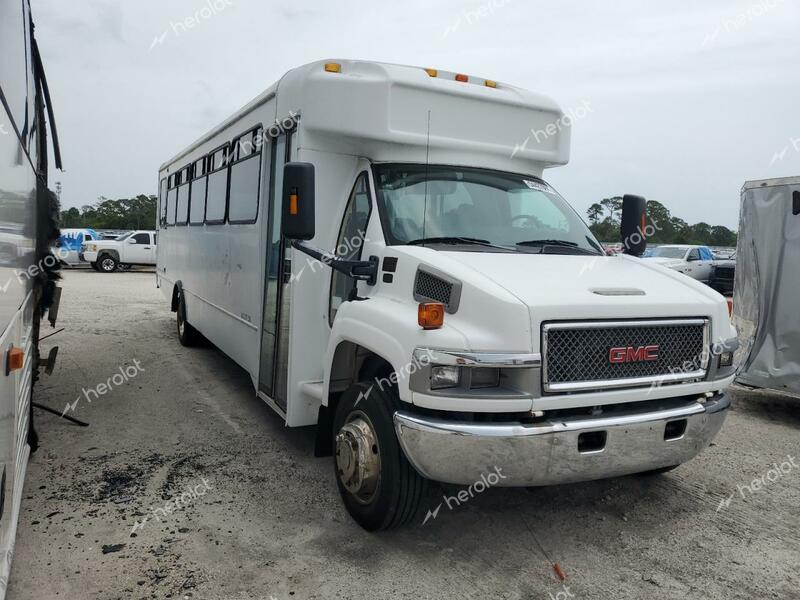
[291,241,379,286]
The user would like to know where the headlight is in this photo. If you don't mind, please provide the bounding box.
[430,366,460,390]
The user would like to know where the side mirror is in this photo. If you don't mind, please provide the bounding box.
[281,162,315,240]
[126,238,137,244]
[620,194,647,257]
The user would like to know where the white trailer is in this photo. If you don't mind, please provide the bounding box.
[157,60,737,530]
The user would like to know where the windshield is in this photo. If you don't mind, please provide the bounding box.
[649,246,688,259]
[373,164,603,254]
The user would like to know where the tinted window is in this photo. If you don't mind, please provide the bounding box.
[193,157,206,179]
[688,248,700,261]
[159,178,167,225]
[176,183,190,225]
[330,173,371,322]
[190,177,207,225]
[166,188,177,225]
[206,170,228,223]
[229,154,261,223]
[133,233,150,244]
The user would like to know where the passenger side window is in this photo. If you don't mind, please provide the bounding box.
[687,248,700,261]
[206,145,229,224]
[329,173,371,323]
[133,233,150,244]
[229,127,262,224]
[159,178,167,226]
[166,174,177,226]
[176,166,191,225]
[190,157,207,225]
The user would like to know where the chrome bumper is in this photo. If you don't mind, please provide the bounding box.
[393,393,730,486]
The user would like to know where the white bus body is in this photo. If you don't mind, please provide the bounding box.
[157,60,737,530]
[0,0,63,590]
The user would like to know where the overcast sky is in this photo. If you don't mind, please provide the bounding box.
[31,0,800,228]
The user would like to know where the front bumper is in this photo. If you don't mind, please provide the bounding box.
[394,392,730,486]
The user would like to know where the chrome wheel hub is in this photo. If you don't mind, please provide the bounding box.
[335,413,380,503]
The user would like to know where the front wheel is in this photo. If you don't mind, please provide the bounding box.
[98,254,118,273]
[333,381,426,531]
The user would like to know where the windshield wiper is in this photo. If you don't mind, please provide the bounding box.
[407,237,514,251]
[516,239,601,255]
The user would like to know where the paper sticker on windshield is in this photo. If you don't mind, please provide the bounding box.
[523,180,551,193]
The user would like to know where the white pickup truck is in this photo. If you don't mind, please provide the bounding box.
[644,245,716,283]
[83,230,157,272]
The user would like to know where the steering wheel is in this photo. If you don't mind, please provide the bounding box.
[511,214,542,228]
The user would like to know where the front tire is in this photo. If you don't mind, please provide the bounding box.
[98,254,118,273]
[333,381,426,531]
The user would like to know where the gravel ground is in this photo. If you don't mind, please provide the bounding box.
[8,269,800,600]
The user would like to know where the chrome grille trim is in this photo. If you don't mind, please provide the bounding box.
[542,318,710,393]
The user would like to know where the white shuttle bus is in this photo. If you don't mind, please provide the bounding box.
[157,60,737,530]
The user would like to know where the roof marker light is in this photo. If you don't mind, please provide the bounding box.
[455,74,469,83]
[324,63,341,73]
[425,68,438,77]
[484,79,498,88]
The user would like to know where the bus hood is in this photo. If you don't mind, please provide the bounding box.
[437,251,724,321]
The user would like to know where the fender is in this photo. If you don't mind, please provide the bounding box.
[323,295,468,405]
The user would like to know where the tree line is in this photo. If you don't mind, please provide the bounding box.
[587,197,737,247]
[59,195,157,230]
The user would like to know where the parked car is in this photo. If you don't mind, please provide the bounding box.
[82,230,157,272]
[643,244,715,283]
[709,253,735,295]
[53,228,101,266]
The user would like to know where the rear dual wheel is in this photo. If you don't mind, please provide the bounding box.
[333,381,426,530]
[176,289,202,347]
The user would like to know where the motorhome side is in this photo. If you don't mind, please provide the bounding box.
[157,60,737,530]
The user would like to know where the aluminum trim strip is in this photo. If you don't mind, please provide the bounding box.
[414,348,541,369]
[544,370,707,392]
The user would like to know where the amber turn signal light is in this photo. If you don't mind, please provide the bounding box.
[6,346,23,375]
[418,303,445,330]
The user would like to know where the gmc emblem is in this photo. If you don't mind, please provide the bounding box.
[609,345,660,364]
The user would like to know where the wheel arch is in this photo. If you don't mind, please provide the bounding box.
[97,248,120,262]
[170,281,183,313]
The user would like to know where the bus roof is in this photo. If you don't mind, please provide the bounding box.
[161,59,571,176]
